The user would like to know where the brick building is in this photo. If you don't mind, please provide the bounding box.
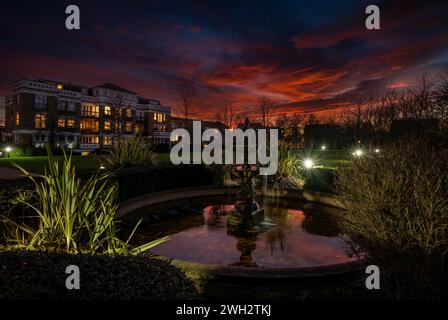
[4,79,171,151]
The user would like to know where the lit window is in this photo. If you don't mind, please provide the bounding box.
[104,120,111,130]
[125,122,132,132]
[35,113,46,129]
[15,112,20,126]
[67,118,75,128]
[81,136,99,144]
[126,109,132,118]
[135,123,142,134]
[104,106,111,116]
[103,136,112,146]
[82,105,99,117]
[80,119,99,132]
[153,113,157,121]
[57,118,65,128]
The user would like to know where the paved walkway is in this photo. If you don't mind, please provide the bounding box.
[0,167,24,180]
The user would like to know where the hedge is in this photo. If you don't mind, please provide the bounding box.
[0,250,198,300]
[114,165,216,201]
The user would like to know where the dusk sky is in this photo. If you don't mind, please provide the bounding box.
[0,0,447,121]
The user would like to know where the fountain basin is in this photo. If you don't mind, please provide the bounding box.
[119,186,362,279]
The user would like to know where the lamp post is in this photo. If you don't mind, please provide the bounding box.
[5,146,12,158]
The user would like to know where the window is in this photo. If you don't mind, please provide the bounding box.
[81,105,99,117]
[126,109,132,118]
[103,136,112,146]
[35,113,46,129]
[135,123,142,134]
[80,119,99,132]
[125,122,132,132]
[35,95,47,109]
[104,120,111,130]
[136,111,145,121]
[66,118,75,128]
[81,136,99,144]
[154,113,165,123]
[67,102,76,112]
[58,101,66,110]
[15,112,20,126]
[57,118,65,128]
[104,106,111,116]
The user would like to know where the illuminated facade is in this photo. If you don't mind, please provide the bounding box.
[4,79,171,150]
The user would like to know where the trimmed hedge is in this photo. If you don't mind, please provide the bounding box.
[114,165,215,201]
[0,250,198,300]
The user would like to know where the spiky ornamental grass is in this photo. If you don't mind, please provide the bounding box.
[102,136,159,171]
[0,148,167,255]
[270,143,304,189]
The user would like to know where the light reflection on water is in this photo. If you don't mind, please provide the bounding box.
[135,197,357,268]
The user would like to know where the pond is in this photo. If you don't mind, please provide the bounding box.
[124,195,357,269]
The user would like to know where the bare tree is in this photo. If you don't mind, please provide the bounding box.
[180,88,196,118]
[215,102,239,128]
[254,96,277,126]
[305,113,320,125]
[109,93,127,138]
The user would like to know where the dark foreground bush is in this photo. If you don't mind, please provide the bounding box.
[335,139,448,299]
[0,250,198,300]
[303,168,335,193]
[115,165,215,201]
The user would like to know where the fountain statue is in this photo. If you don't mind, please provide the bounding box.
[225,118,265,266]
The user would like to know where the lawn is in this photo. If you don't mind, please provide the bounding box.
[0,155,101,174]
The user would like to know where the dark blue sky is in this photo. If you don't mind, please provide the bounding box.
[0,0,447,119]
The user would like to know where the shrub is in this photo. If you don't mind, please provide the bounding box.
[0,250,197,300]
[102,136,159,170]
[303,168,335,193]
[0,148,165,254]
[335,138,448,299]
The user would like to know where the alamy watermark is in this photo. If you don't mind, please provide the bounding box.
[170,121,279,175]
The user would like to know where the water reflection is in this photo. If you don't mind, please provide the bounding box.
[139,197,356,268]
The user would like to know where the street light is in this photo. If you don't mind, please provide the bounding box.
[375,149,380,153]
[321,145,326,150]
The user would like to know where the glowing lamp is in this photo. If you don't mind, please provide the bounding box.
[353,149,363,157]
[303,159,314,169]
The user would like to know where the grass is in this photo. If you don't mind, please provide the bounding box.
[0,155,101,174]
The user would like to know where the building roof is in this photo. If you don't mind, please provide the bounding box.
[138,97,161,105]
[94,83,136,94]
